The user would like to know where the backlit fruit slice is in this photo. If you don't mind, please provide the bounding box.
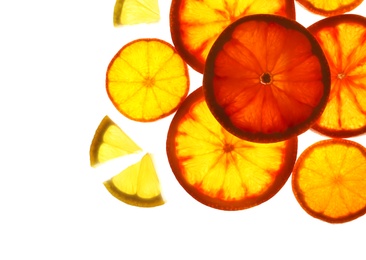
[308,15,366,138]
[203,14,331,143]
[166,87,298,210]
[170,0,295,73]
[296,0,363,17]
[292,139,366,223]
[107,38,189,122]
[90,116,142,167]
[113,0,160,26]
[104,153,164,207]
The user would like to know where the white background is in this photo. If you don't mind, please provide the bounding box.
[1,0,366,259]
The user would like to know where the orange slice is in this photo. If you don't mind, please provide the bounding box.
[89,116,142,167]
[166,87,298,210]
[104,153,164,207]
[203,14,331,143]
[292,139,366,223]
[170,0,296,73]
[296,0,363,17]
[308,14,366,138]
[113,0,160,26]
[106,38,189,122]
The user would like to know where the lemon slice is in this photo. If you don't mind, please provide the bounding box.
[104,153,165,207]
[113,0,160,26]
[89,116,142,167]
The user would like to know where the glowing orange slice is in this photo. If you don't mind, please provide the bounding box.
[166,87,298,210]
[292,139,366,223]
[203,14,331,143]
[113,0,160,26]
[170,0,296,73]
[309,14,366,138]
[296,0,363,17]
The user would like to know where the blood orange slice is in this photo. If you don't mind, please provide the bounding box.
[203,14,331,143]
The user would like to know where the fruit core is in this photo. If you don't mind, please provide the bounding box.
[337,72,346,80]
[260,72,272,85]
[223,143,235,153]
[144,76,155,87]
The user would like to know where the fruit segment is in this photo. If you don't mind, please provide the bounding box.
[89,116,142,167]
[113,0,160,26]
[296,0,363,17]
[104,153,165,207]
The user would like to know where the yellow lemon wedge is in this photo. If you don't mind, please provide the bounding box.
[104,153,165,207]
[113,0,160,26]
[89,116,142,167]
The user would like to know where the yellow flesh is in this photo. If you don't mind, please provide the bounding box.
[107,40,188,121]
[113,0,160,26]
[175,97,289,201]
[90,116,142,167]
[104,153,164,207]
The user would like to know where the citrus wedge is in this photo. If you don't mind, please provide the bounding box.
[292,139,366,223]
[308,14,366,138]
[104,153,164,207]
[106,38,189,122]
[203,14,331,143]
[113,0,160,26]
[89,116,142,167]
[166,87,298,210]
[170,0,295,73]
[296,0,363,17]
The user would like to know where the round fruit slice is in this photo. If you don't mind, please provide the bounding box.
[90,116,142,167]
[106,38,189,122]
[308,14,366,138]
[203,14,331,143]
[170,0,296,73]
[292,139,366,223]
[113,0,160,26]
[166,87,298,210]
[104,153,164,207]
[296,0,363,17]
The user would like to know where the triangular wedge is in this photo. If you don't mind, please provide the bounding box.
[104,153,165,207]
[89,116,142,167]
[113,0,160,26]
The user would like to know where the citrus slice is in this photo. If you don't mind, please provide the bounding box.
[106,38,190,122]
[166,87,298,210]
[170,0,296,73]
[292,139,366,223]
[89,116,142,167]
[113,0,160,26]
[104,153,164,207]
[295,0,363,17]
[203,14,331,143]
[308,14,366,138]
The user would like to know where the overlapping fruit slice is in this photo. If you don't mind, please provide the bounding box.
[104,153,164,207]
[308,14,366,138]
[106,38,189,122]
[90,116,142,167]
[296,0,363,17]
[113,0,160,26]
[166,88,298,210]
[170,0,296,73]
[203,14,331,143]
[90,116,164,207]
[292,139,366,223]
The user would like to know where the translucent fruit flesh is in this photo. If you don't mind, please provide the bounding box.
[166,87,298,210]
[309,14,366,138]
[170,0,296,73]
[292,139,366,223]
[104,153,164,207]
[106,38,189,122]
[203,14,331,143]
[296,0,364,17]
[89,116,142,167]
[113,0,160,26]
